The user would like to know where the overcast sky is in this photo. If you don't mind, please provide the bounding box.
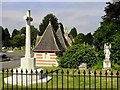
[1,2,110,35]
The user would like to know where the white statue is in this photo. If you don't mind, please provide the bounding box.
[104,43,111,60]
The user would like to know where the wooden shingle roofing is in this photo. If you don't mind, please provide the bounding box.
[34,21,66,52]
[56,24,69,50]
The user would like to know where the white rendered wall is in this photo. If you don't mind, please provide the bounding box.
[34,52,58,67]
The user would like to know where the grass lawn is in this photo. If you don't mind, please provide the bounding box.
[0,73,2,89]
[1,67,120,89]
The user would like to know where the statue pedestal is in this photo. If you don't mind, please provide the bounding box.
[20,57,35,70]
[103,59,111,70]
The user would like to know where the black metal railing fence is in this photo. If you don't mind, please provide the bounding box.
[1,68,120,90]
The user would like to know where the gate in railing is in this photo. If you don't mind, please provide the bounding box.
[1,68,120,90]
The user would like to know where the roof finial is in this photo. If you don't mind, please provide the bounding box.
[58,24,61,29]
[65,27,68,33]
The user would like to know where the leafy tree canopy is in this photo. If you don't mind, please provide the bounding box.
[2,28,11,47]
[93,1,120,50]
[74,33,85,45]
[39,13,58,35]
[111,33,120,65]
[83,33,93,45]
[74,32,93,45]
[58,44,97,68]
[1,26,4,41]
[4,28,10,40]
[93,21,119,50]
[11,34,24,48]
[69,27,77,38]
[12,29,19,38]
[10,25,39,47]
[93,1,120,66]
[105,1,120,22]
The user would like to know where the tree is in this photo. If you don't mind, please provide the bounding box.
[111,33,120,65]
[12,29,19,38]
[11,34,24,48]
[74,33,85,45]
[2,28,11,47]
[93,19,118,50]
[58,44,97,68]
[31,26,40,46]
[1,26,4,42]
[84,33,93,45]
[4,28,10,39]
[93,1,120,67]
[105,2,120,23]
[0,26,3,49]
[39,13,58,35]
[74,33,93,45]
[20,27,26,35]
[69,27,77,38]
[10,25,39,47]
[93,1,120,50]
[20,26,39,46]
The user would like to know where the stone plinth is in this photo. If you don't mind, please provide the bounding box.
[103,59,111,70]
[79,63,87,70]
[20,57,35,70]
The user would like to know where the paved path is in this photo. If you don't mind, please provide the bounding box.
[6,52,25,60]
[0,52,34,70]
[0,60,20,71]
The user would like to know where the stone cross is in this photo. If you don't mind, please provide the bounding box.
[24,10,33,58]
[20,10,35,70]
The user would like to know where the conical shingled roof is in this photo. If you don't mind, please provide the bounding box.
[34,21,65,52]
[35,34,41,46]
[56,24,69,50]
